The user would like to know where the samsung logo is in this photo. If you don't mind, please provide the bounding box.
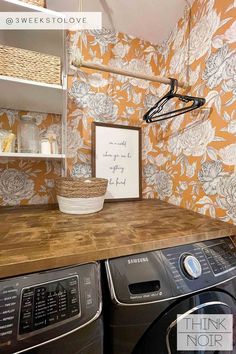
[127,257,149,264]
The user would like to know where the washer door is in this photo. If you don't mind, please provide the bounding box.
[133,291,236,354]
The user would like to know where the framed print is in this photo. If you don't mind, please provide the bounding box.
[92,122,142,201]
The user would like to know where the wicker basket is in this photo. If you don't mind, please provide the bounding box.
[21,0,45,7]
[0,45,61,85]
[56,177,108,215]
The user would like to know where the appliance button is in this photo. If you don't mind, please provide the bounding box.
[181,254,202,279]
[0,323,13,330]
[22,290,34,299]
[47,309,57,316]
[70,306,79,316]
[0,316,14,322]
[69,288,77,295]
[0,309,16,319]
[35,287,46,294]
[47,315,58,325]
[34,319,46,329]
[34,313,46,320]
[21,310,32,320]
[59,311,67,320]
[68,278,77,287]
[20,319,32,333]
[70,296,78,305]
[22,298,33,308]
[2,288,17,295]
[0,329,12,337]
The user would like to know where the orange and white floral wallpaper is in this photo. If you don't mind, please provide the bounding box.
[68,0,236,225]
[67,30,159,176]
[1,0,236,228]
[143,0,236,225]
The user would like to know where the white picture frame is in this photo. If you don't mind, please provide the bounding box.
[92,122,142,201]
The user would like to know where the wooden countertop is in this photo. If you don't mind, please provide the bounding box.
[1,200,236,279]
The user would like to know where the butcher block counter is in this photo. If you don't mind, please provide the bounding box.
[0,200,236,279]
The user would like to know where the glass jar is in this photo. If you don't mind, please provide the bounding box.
[18,115,39,153]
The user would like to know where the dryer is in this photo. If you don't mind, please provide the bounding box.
[0,262,103,354]
[105,237,236,354]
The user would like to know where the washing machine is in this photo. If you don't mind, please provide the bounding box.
[105,237,236,354]
[0,262,103,354]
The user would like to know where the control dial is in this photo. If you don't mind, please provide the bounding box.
[181,254,202,279]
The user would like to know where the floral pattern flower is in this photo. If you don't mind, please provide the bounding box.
[88,73,108,88]
[128,59,154,89]
[88,93,118,122]
[68,81,91,108]
[170,45,188,75]
[203,45,236,91]
[167,135,183,156]
[112,42,130,58]
[156,170,173,199]
[67,125,84,159]
[88,28,118,47]
[0,169,34,205]
[186,162,196,178]
[219,143,236,165]
[155,154,169,167]
[144,94,157,109]
[143,164,157,185]
[167,121,215,157]
[71,164,92,178]
[217,175,236,222]
[198,161,225,195]
[188,9,220,64]
[180,121,215,156]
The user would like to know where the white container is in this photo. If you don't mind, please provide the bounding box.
[40,137,51,154]
[57,195,105,215]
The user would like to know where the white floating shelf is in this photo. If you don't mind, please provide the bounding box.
[0,1,65,57]
[0,0,61,16]
[0,75,65,114]
[0,152,66,160]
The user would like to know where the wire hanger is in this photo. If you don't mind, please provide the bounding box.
[143,78,205,123]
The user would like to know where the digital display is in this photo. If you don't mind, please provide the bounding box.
[19,276,80,335]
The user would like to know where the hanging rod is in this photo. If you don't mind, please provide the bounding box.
[72,58,186,88]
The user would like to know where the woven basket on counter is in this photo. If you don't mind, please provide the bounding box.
[20,0,45,7]
[0,45,61,85]
[56,177,108,215]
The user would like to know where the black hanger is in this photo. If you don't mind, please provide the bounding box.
[143,78,205,123]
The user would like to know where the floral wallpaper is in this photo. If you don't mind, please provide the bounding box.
[0,110,61,206]
[1,0,236,229]
[67,30,160,176]
[143,0,236,225]
[68,0,236,226]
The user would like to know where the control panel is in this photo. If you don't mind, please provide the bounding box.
[107,237,236,304]
[162,237,236,295]
[19,276,80,336]
[0,263,101,354]
[203,240,236,275]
